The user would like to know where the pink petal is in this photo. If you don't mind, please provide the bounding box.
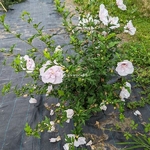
[29,98,37,104]
[49,138,57,142]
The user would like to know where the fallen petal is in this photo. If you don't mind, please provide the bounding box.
[56,103,60,107]
[50,110,54,116]
[86,140,92,146]
[63,143,70,150]
[56,136,61,141]
[49,138,57,142]
[50,121,55,125]
[134,110,141,116]
[66,119,70,123]
[29,98,37,104]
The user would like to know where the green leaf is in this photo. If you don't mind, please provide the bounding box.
[9,44,16,53]
[106,33,116,40]
[27,34,39,44]
[117,142,137,145]
[144,123,150,133]
[21,11,30,17]
[124,132,132,140]
[98,34,105,41]
[0,14,6,23]
[14,55,21,65]
[15,33,21,38]
[108,41,120,48]
[58,90,64,96]
[21,11,30,20]
[43,50,51,59]
[0,48,5,52]
[24,123,32,133]
[33,22,42,29]
[2,59,6,65]
[148,137,150,144]
[119,113,125,121]
[33,132,40,138]
[123,145,147,150]
[2,82,11,95]
[44,116,50,124]
[4,23,10,32]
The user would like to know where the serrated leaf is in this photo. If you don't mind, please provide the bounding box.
[2,82,11,95]
[43,50,51,59]
[4,23,10,32]
[33,132,40,138]
[14,55,21,65]
[44,116,50,124]
[24,123,32,133]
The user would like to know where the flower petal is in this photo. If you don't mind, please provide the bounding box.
[124,20,136,35]
[50,110,54,116]
[116,60,134,76]
[99,4,109,25]
[116,0,127,10]
[29,98,37,104]
[86,140,92,146]
[134,110,141,116]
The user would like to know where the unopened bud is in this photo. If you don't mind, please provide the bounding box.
[57,120,60,124]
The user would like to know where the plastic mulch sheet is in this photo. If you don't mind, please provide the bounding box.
[0,0,150,150]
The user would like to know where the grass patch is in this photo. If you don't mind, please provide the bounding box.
[72,0,150,47]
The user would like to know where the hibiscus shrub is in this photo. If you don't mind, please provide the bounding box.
[0,0,137,149]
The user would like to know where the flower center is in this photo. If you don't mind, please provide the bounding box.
[121,63,127,67]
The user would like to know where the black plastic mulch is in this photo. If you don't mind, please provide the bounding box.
[0,0,150,150]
